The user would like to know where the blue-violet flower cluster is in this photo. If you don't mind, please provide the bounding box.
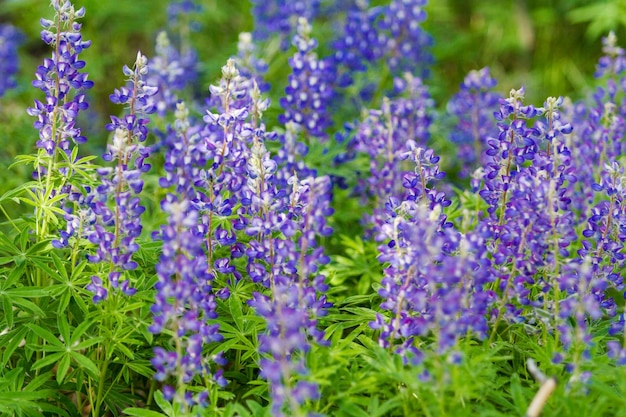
[0,24,23,97]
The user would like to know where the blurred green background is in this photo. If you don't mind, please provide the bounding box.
[426,0,621,105]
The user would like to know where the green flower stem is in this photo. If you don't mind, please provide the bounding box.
[489,224,531,345]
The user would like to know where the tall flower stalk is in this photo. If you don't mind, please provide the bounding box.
[151,102,225,414]
[84,51,156,303]
[350,75,435,233]
[79,51,156,417]
[279,17,335,141]
[447,67,501,176]
[26,0,93,241]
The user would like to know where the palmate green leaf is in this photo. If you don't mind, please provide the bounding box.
[244,398,270,416]
[323,321,348,343]
[70,351,99,378]
[229,294,245,330]
[125,360,154,379]
[23,371,54,392]
[25,323,64,349]
[44,259,92,316]
[5,293,45,326]
[4,286,49,297]
[102,385,139,417]
[113,339,136,360]
[59,147,98,176]
[55,290,71,316]
[367,396,403,417]
[73,336,104,351]
[0,185,27,205]
[25,238,52,256]
[325,307,379,330]
[0,231,20,255]
[336,293,377,307]
[124,408,167,417]
[30,351,64,371]
[28,256,65,282]
[1,326,28,365]
[29,402,71,417]
[8,296,45,317]
[218,323,258,351]
[2,366,25,391]
[4,259,25,286]
[50,250,69,279]
[342,307,378,321]
[331,324,369,353]
[0,390,59,411]
[567,2,622,38]
[222,402,253,417]
[70,317,94,345]
[337,400,370,417]
[1,296,12,328]
[56,353,71,384]
[510,373,530,415]
[9,154,39,169]
[211,338,257,365]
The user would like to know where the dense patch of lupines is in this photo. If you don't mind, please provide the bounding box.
[16,1,626,415]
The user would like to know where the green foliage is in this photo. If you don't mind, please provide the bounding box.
[326,235,382,296]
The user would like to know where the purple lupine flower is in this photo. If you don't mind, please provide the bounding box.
[250,0,320,50]
[166,0,201,83]
[361,111,462,363]
[566,34,626,217]
[250,286,322,416]
[607,312,626,366]
[151,195,224,408]
[475,93,580,334]
[51,186,97,249]
[278,17,335,141]
[84,52,157,303]
[330,0,385,87]
[26,1,94,244]
[0,24,23,97]
[200,59,263,271]
[234,32,270,93]
[27,1,93,160]
[239,84,333,414]
[167,0,202,28]
[607,339,626,365]
[556,259,606,384]
[160,102,209,198]
[349,75,434,232]
[446,67,502,176]
[147,31,197,116]
[372,200,491,364]
[479,87,541,222]
[273,122,318,189]
[155,56,331,414]
[567,99,623,216]
[378,0,432,78]
[150,101,225,411]
[595,31,626,78]
[245,175,333,416]
[563,34,626,220]
[577,161,626,313]
[487,158,576,323]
